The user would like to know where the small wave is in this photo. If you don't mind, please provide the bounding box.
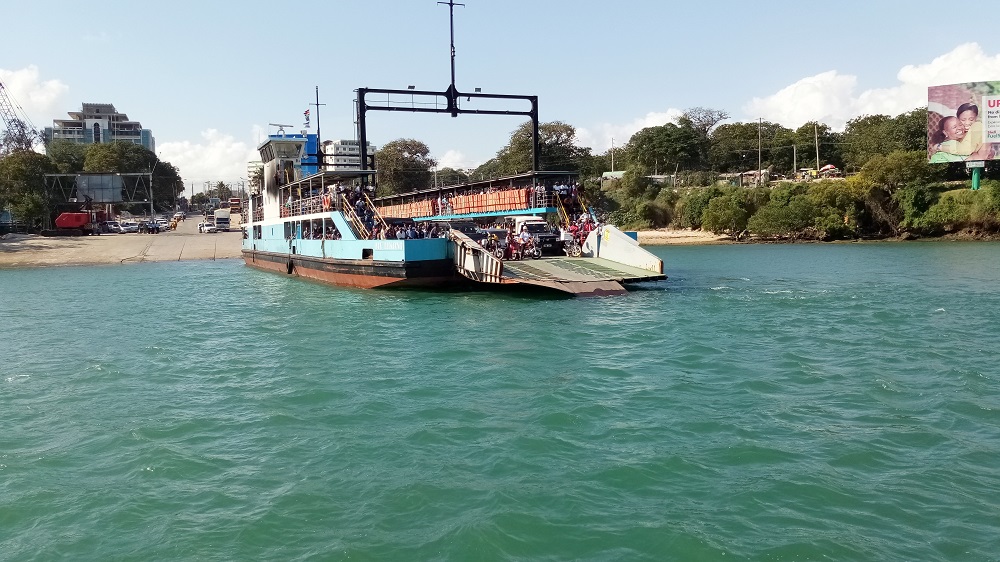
[4,374,29,383]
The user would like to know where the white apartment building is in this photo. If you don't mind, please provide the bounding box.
[321,139,376,170]
[44,103,155,152]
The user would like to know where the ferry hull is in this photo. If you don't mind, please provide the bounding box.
[243,250,459,289]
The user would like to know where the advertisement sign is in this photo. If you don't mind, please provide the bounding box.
[927,81,1000,163]
[76,173,125,203]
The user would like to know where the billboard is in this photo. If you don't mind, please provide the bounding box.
[927,81,1000,163]
[76,173,125,203]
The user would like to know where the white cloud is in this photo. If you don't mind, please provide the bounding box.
[0,65,69,126]
[744,42,1000,130]
[158,129,257,196]
[82,32,111,44]
[744,70,858,130]
[436,149,475,170]
[577,109,684,154]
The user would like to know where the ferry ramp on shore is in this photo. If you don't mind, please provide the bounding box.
[451,227,665,297]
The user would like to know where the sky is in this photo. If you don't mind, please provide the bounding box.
[5,0,1000,198]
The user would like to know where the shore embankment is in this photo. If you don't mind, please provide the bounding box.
[1,224,731,269]
[0,217,244,269]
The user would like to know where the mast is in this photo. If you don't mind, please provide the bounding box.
[311,86,325,169]
[439,0,464,91]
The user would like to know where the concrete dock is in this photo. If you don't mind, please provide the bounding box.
[0,217,243,268]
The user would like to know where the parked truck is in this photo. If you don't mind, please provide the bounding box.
[506,215,563,255]
[214,208,231,231]
[41,209,106,236]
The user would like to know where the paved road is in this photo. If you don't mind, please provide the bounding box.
[0,216,244,268]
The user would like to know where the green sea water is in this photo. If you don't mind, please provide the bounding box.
[2,242,999,561]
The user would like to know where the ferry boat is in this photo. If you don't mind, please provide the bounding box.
[240,131,665,296]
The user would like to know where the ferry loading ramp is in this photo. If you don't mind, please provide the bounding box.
[450,226,665,297]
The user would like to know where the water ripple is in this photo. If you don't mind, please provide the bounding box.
[2,246,1000,559]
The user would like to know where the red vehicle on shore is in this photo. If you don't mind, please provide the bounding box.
[42,209,106,236]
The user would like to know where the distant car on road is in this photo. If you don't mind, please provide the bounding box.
[120,222,139,233]
[198,222,218,233]
[103,221,124,233]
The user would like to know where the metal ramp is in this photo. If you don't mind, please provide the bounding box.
[500,257,664,296]
[450,227,665,297]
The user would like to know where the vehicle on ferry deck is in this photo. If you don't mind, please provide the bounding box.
[442,221,486,242]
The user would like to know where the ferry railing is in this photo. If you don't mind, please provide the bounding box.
[555,194,571,228]
[364,193,390,231]
[450,230,504,284]
[579,194,594,222]
[340,194,371,240]
[279,194,327,218]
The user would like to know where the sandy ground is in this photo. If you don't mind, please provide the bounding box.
[0,216,244,269]
[636,228,731,245]
[0,220,727,269]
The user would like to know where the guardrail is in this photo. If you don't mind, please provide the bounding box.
[450,230,504,283]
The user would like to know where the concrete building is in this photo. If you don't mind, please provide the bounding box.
[321,139,376,170]
[43,103,155,152]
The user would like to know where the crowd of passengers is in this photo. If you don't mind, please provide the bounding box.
[287,179,598,242]
[371,223,443,240]
[299,224,342,240]
[428,180,585,216]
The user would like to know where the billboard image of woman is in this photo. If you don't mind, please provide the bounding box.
[927,81,1000,163]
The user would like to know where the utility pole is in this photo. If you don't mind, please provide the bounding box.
[792,145,797,177]
[611,137,615,172]
[814,124,820,170]
[757,118,762,186]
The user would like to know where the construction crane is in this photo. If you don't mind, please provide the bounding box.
[0,78,39,152]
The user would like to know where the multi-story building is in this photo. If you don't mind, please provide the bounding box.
[247,160,264,194]
[43,103,155,152]
[321,139,376,170]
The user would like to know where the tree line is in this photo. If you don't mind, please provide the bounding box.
[0,130,183,228]
[373,106,1000,239]
[5,104,998,238]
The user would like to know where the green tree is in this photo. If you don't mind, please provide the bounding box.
[375,138,436,195]
[892,108,929,153]
[747,185,817,238]
[434,167,469,187]
[675,186,724,228]
[1,119,40,155]
[152,161,183,210]
[474,121,588,178]
[845,150,940,235]
[789,122,843,174]
[0,149,59,227]
[701,193,749,235]
[678,107,729,167]
[214,181,232,200]
[841,110,925,171]
[708,121,792,173]
[45,140,89,173]
[84,140,154,174]
[625,123,701,174]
